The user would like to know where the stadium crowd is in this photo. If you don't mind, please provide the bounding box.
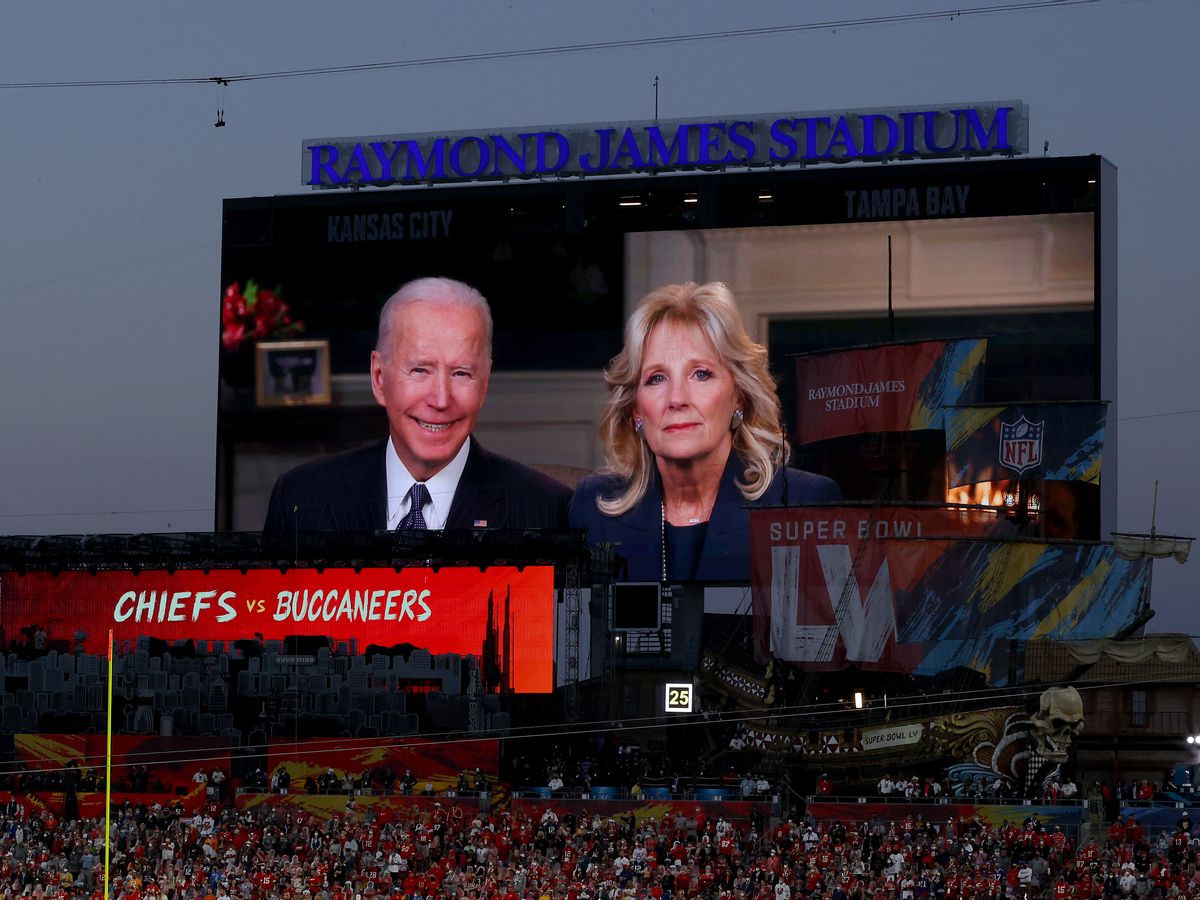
[0,784,1196,900]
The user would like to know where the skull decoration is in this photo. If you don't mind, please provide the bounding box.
[1030,685,1084,762]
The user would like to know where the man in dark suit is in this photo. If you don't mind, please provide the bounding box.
[264,277,570,533]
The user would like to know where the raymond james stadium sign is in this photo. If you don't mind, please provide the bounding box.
[303,101,1027,189]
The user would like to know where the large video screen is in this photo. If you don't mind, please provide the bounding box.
[218,157,1108,554]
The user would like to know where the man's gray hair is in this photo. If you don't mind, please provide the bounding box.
[376,276,493,359]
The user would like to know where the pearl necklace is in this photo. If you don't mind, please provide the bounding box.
[660,502,667,583]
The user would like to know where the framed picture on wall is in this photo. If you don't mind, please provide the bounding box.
[255,339,332,407]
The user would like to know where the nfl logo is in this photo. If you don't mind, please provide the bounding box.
[999,416,1044,476]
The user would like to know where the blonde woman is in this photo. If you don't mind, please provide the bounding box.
[570,281,839,582]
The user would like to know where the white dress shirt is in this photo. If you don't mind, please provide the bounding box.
[385,437,471,530]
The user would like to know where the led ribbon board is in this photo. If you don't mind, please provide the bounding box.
[1,566,555,693]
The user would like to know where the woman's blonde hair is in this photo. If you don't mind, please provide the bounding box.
[596,281,788,516]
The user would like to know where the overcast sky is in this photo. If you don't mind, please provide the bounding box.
[0,0,1195,629]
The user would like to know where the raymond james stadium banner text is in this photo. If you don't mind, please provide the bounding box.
[749,507,1148,683]
[945,402,1108,487]
[0,567,553,693]
[303,102,1027,187]
[793,339,987,445]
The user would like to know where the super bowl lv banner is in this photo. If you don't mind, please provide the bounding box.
[945,401,1108,487]
[0,567,554,692]
[793,338,987,445]
[750,506,1005,669]
[750,507,1147,682]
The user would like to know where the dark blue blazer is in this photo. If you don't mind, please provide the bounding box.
[568,456,841,583]
[264,437,571,533]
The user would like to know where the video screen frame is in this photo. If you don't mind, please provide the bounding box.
[218,155,1115,535]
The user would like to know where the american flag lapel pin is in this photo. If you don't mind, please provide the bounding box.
[473,519,488,528]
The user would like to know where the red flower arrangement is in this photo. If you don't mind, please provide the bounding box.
[221,280,305,352]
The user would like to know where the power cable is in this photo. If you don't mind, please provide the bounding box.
[1119,408,1200,423]
[1,667,1188,779]
[0,1,1106,91]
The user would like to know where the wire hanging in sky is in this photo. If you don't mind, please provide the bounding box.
[0,0,1105,91]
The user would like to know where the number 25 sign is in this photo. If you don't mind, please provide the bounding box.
[664,682,693,713]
